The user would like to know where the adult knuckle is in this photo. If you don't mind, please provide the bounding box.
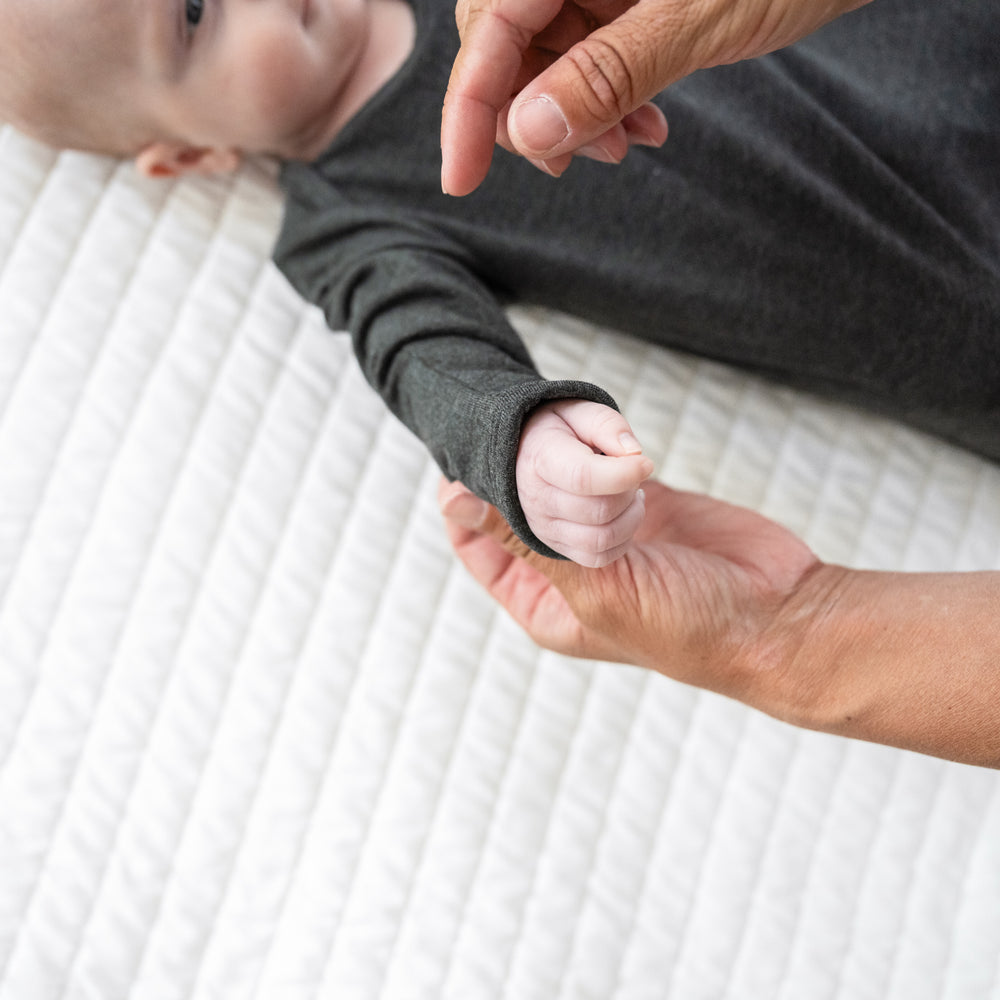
[454,0,484,36]
[566,35,640,120]
[456,0,525,45]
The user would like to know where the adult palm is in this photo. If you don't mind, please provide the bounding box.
[441,478,823,702]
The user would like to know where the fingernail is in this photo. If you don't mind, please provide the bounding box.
[528,156,561,178]
[624,105,669,148]
[577,141,621,165]
[626,128,663,148]
[443,490,488,529]
[512,97,569,156]
[624,118,667,148]
[619,432,642,454]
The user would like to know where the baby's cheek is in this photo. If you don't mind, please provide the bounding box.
[241,34,312,129]
[247,62,302,123]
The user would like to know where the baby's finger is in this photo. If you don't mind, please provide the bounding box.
[533,488,646,567]
[553,399,645,456]
[538,447,653,497]
[530,482,638,526]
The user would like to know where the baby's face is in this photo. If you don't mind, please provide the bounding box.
[13,0,373,158]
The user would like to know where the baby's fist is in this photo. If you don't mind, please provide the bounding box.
[516,399,653,566]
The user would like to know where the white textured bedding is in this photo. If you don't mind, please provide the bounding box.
[2,126,999,1000]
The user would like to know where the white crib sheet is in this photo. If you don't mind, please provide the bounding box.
[2,127,999,1000]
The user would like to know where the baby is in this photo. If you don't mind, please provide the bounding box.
[0,0,651,567]
[6,0,995,570]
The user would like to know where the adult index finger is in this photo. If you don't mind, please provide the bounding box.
[441,0,565,195]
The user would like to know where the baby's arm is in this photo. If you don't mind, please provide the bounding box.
[517,399,654,566]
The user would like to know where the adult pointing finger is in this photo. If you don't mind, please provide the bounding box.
[441,0,872,195]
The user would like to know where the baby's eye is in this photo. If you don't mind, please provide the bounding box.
[185,0,204,27]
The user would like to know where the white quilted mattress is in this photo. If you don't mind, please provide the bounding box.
[2,126,999,1000]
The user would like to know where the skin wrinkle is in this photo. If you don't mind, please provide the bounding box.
[565,33,640,123]
[472,6,537,52]
[745,561,847,725]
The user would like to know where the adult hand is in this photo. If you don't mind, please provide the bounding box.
[440,478,1000,769]
[440,0,872,195]
[440,476,821,697]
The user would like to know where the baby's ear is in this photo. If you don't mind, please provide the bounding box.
[134,142,241,178]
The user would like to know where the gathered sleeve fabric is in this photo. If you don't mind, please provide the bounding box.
[273,179,617,559]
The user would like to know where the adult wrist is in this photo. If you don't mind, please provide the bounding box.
[733,562,860,731]
[743,565,1000,768]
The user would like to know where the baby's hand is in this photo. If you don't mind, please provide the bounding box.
[516,399,654,566]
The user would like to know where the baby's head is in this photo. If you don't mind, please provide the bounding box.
[1,0,369,174]
[1,0,154,156]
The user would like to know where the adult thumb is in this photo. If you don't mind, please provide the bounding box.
[506,7,682,158]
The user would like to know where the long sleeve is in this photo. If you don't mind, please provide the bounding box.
[273,184,617,558]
